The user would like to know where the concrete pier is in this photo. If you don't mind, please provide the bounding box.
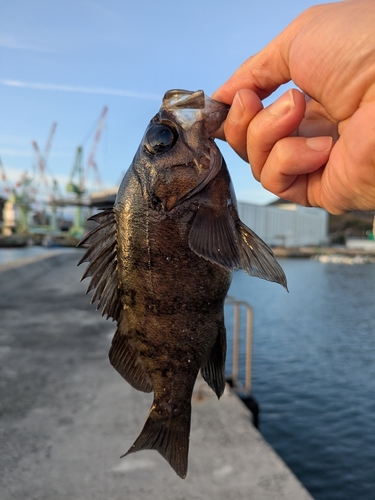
[0,251,313,499]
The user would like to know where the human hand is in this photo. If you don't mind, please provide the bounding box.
[212,0,375,214]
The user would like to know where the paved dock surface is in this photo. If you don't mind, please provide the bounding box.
[0,251,313,499]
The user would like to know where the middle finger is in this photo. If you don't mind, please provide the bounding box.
[247,88,306,180]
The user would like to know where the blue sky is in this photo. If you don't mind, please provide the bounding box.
[0,0,330,205]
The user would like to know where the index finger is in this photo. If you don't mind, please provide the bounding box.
[212,49,290,105]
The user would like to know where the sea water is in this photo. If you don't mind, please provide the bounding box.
[227,259,375,500]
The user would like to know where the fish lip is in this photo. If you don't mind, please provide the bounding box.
[162,89,229,134]
[203,97,230,134]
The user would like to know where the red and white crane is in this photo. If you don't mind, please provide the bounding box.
[66,106,108,238]
[31,121,57,188]
[68,106,107,197]
[0,156,12,196]
[85,106,107,188]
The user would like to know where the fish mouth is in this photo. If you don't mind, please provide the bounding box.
[176,146,223,206]
[154,146,223,213]
[162,89,229,134]
[157,89,229,211]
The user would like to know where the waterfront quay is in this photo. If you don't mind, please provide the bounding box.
[0,252,312,499]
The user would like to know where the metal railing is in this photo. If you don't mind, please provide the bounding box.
[224,295,253,396]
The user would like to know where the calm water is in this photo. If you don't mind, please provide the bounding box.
[227,259,375,500]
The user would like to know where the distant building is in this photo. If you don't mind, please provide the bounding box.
[346,237,375,252]
[90,188,117,208]
[237,200,328,247]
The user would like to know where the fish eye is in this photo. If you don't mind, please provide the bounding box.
[144,124,177,155]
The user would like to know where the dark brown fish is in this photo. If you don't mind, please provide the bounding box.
[78,89,287,478]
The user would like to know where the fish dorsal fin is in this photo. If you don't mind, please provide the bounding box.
[78,207,122,320]
[188,203,288,289]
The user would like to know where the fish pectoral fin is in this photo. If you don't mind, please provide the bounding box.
[236,219,288,290]
[188,203,242,270]
[188,204,287,289]
[200,324,227,399]
[123,400,191,479]
[109,326,153,393]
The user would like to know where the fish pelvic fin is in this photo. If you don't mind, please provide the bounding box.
[188,203,288,290]
[122,400,191,479]
[201,323,227,398]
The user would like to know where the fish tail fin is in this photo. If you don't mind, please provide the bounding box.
[122,401,191,479]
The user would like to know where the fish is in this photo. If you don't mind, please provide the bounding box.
[78,89,287,479]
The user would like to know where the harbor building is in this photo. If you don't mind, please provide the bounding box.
[237,201,329,248]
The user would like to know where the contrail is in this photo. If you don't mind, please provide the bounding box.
[0,79,161,101]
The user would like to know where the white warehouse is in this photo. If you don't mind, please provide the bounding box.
[237,201,329,248]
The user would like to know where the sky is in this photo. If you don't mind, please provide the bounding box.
[0,0,333,206]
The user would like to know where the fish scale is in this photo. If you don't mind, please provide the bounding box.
[78,89,287,478]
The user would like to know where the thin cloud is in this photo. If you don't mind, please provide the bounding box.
[0,79,161,101]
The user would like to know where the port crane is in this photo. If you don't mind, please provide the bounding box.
[31,122,59,229]
[0,155,36,233]
[13,171,35,232]
[1,122,58,234]
[0,156,12,197]
[31,121,57,189]
[67,106,107,238]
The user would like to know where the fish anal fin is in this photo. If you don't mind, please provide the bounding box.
[109,325,153,393]
[123,400,191,479]
[201,324,227,398]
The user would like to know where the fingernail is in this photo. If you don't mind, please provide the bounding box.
[269,89,295,117]
[306,136,333,152]
[229,92,245,123]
